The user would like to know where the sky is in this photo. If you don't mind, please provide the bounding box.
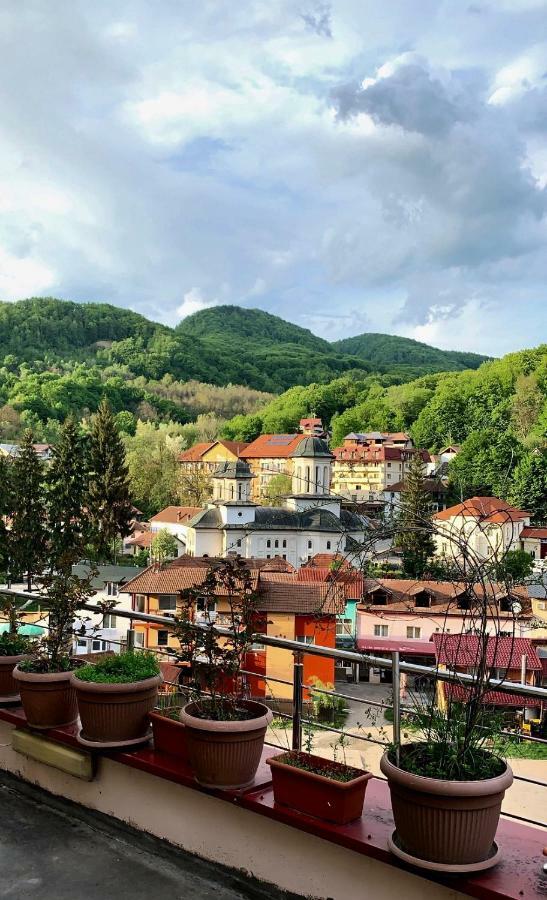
[0,1,546,356]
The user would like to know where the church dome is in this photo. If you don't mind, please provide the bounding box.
[289,436,333,459]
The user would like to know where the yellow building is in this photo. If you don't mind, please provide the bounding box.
[179,440,249,475]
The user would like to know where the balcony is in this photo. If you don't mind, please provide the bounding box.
[0,592,546,900]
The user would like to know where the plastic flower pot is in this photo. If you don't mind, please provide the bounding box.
[150,708,189,764]
[13,666,78,730]
[267,750,373,824]
[72,674,162,749]
[380,749,514,872]
[0,654,30,702]
[180,699,273,789]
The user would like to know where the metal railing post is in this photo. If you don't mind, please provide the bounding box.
[126,627,135,651]
[391,650,401,766]
[292,650,304,751]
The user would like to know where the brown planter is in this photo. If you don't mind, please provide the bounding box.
[180,699,273,789]
[150,709,189,764]
[380,749,513,870]
[72,674,162,748]
[13,666,78,730]
[267,751,373,824]
[0,654,29,701]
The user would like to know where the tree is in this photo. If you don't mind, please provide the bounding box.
[397,452,436,577]
[447,429,521,501]
[124,421,183,517]
[510,374,543,443]
[151,528,179,563]
[509,449,547,523]
[264,473,292,506]
[47,416,89,570]
[0,455,13,577]
[495,549,534,583]
[180,467,212,506]
[10,430,47,590]
[87,399,133,562]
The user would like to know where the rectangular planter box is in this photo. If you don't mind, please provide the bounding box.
[150,709,188,764]
[267,751,372,825]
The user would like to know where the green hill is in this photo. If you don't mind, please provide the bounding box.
[332,332,488,371]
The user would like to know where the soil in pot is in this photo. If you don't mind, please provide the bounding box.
[73,674,162,748]
[13,665,78,730]
[150,708,188,763]
[380,746,513,870]
[267,751,373,824]
[180,699,273,789]
[0,654,29,702]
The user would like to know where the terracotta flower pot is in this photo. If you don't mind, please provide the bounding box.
[0,654,29,702]
[72,674,162,748]
[180,699,273,789]
[13,666,78,730]
[150,709,189,764]
[267,751,373,824]
[380,749,513,870]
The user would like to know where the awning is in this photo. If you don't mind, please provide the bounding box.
[0,623,45,636]
[356,638,436,656]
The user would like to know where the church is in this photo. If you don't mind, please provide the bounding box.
[184,437,368,568]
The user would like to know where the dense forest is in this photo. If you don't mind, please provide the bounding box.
[223,347,547,522]
[0,297,488,441]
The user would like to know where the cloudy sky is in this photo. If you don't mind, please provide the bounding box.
[1,1,546,355]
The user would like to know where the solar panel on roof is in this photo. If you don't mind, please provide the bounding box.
[268,435,296,444]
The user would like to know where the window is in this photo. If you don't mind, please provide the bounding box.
[196,596,216,615]
[296,635,315,645]
[414,592,431,608]
[387,462,392,468]
[77,639,87,649]
[236,539,242,548]
[106,582,118,597]
[267,539,271,548]
[326,541,331,550]
[307,540,313,549]
[274,539,279,549]
[374,624,388,637]
[406,626,421,639]
[282,554,287,560]
[336,619,353,636]
[103,614,117,629]
[135,594,146,613]
[92,639,104,652]
[282,539,287,548]
[157,630,169,646]
[159,595,177,611]
[134,633,145,647]
[370,590,388,605]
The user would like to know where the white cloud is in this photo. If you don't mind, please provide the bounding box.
[176,288,217,319]
[0,248,55,299]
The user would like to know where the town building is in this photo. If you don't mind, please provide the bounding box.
[120,562,343,699]
[299,417,326,437]
[179,439,249,475]
[148,506,202,553]
[519,526,547,569]
[238,433,306,500]
[71,564,145,655]
[432,496,530,563]
[332,441,430,504]
[184,443,368,567]
[383,477,448,516]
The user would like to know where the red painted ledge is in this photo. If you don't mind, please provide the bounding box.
[0,705,545,900]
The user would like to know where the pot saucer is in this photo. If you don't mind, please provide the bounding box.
[77,727,152,750]
[388,831,501,874]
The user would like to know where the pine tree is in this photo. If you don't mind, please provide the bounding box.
[87,399,133,562]
[10,430,47,591]
[397,451,436,578]
[47,415,89,571]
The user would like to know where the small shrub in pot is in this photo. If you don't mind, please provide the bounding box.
[0,630,33,701]
[72,651,161,748]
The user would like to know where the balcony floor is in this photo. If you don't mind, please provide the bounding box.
[0,773,296,900]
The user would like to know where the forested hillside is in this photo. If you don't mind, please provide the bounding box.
[333,332,488,372]
[223,347,547,521]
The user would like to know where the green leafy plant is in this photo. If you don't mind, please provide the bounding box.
[75,651,160,684]
[0,632,32,656]
[276,750,362,783]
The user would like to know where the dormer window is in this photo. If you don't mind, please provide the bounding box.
[414,591,431,608]
[106,582,118,597]
[499,596,512,613]
[369,589,388,605]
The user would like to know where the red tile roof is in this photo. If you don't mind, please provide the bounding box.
[125,532,154,549]
[240,434,304,459]
[445,684,539,709]
[432,634,541,671]
[179,442,213,462]
[256,580,345,615]
[216,440,249,455]
[520,527,547,539]
[433,496,529,523]
[167,555,295,572]
[121,565,260,595]
[150,507,202,524]
[305,552,355,570]
[356,637,435,656]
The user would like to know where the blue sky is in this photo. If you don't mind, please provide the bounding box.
[0,1,546,355]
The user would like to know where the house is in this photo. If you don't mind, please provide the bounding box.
[71,564,145,655]
[239,433,306,500]
[179,440,249,475]
[342,432,412,448]
[432,633,543,714]
[433,496,530,563]
[519,526,547,568]
[120,563,344,699]
[355,578,534,682]
[0,442,53,461]
[383,478,448,516]
[299,417,326,437]
[121,519,150,555]
[332,443,430,504]
[149,506,202,552]
[184,445,368,567]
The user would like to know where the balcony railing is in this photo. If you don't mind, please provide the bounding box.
[2,587,547,832]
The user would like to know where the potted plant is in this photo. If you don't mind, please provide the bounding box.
[13,567,96,729]
[72,651,162,748]
[268,746,373,825]
[0,596,33,701]
[174,559,273,789]
[150,691,189,762]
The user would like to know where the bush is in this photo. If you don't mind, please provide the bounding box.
[75,651,160,684]
[0,632,31,656]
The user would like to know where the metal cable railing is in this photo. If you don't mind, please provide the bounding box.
[2,588,546,827]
